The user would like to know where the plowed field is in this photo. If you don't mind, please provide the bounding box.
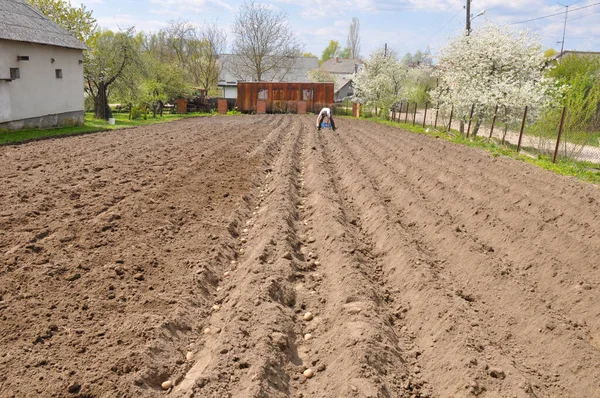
[1,115,599,398]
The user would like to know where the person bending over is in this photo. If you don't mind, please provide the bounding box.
[316,107,336,131]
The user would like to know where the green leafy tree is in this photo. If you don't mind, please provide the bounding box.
[403,66,436,104]
[401,52,413,65]
[85,29,139,120]
[548,53,600,150]
[339,47,351,59]
[544,48,558,59]
[402,48,432,66]
[26,0,97,46]
[321,40,340,62]
[141,55,191,118]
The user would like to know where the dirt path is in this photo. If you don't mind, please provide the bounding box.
[1,115,599,398]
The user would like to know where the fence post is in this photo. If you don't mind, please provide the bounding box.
[466,104,475,137]
[488,104,499,139]
[448,106,454,132]
[553,106,567,163]
[434,104,439,129]
[412,102,418,125]
[405,102,409,124]
[422,102,428,128]
[517,105,528,152]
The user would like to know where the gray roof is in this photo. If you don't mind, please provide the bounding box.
[334,78,352,93]
[219,54,318,84]
[321,58,363,75]
[552,50,600,60]
[0,0,86,50]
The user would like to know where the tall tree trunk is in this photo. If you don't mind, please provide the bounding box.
[472,109,485,136]
[94,82,112,120]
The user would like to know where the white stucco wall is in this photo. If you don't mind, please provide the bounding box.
[220,85,238,99]
[0,40,84,124]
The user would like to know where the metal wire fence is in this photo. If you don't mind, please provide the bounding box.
[389,101,600,166]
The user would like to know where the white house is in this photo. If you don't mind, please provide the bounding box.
[218,55,319,99]
[0,0,86,130]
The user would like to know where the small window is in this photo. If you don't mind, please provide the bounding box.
[10,68,19,79]
[17,55,29,61]
[257,89,268,100]
[302,89,313,101]
[55,69,63,79]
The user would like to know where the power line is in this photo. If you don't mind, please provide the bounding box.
[431,8,463,38]
[510,1,600,24]
[567,8,600,21]
[531,9,600,34]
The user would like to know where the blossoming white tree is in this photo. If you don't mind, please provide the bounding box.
[431,23,558,135]
[352,47,406,116]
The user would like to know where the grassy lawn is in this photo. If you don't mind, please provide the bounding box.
[365,117,600,185]
[0,111,212,145]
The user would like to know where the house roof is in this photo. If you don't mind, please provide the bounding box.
[552,50,600,60]
[334,79,352,93]
[321,58,363,75]
[0,0,86,50]
[218,54,318,84]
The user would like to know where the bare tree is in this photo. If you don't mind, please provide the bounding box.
[347,17,361,60]
[165,20,196,66]
[192,23,226,90]
[160,20,226,91]
[231,1,303,81]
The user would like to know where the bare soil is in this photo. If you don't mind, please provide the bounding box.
[1,115,599,398]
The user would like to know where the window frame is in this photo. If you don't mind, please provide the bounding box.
[9,68,20,79]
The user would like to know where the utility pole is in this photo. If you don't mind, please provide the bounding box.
[559,4,568,54]
[384,43,387,57]
[466,0,471,34]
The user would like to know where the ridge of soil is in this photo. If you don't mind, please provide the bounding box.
[1,115,599,398]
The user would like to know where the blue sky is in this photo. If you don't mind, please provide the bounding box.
[74,0,600,59]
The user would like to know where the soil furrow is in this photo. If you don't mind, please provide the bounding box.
[332,121,600,396]
[343,121,600,336]
[286,125,420,397]
[350,120,598,255]
[172,115,307,397]
[2,115,599,398]
[0,116,272,397]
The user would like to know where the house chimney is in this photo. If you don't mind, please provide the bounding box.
[336,57,339,63]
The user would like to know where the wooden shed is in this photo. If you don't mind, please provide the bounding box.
[236,82,334,113]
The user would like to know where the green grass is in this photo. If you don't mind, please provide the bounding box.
[366,117,600,185]
[0,111,212,145]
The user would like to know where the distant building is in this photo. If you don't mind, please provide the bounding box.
[218,54,318,99]
[552,50,600,61]
[0,0,86,130]
[319,57,363,101]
